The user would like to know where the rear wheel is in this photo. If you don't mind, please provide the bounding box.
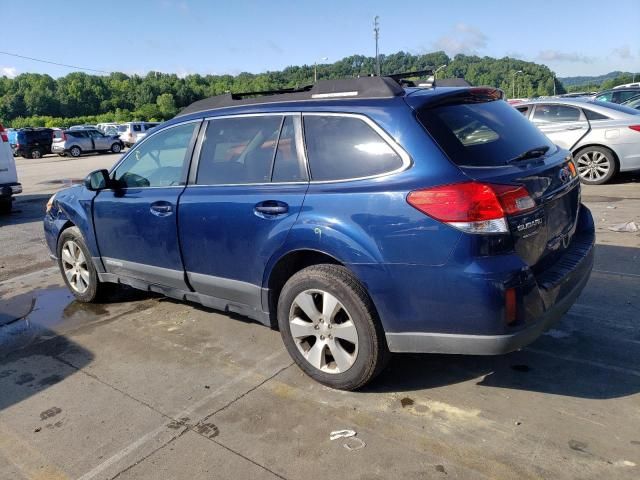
[69,146,82,158]
[111,143,122,153]
[57,227,114,302]
[30,148,43,159]
[575,146,617,185]
[277,264,388,390]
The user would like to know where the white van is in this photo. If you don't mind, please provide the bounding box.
[0,124,22,214]
[117,122,160,147]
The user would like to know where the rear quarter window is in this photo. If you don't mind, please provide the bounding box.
[303,115,404,181]
[417,99,554,167]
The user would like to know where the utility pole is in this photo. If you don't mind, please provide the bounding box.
[314,57,328,83]
[374,16,380,76]
[553,74,556,96]
[512,70,522,98]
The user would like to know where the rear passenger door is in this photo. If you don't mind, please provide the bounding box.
[531,104,589,149]
[178,114,308,311]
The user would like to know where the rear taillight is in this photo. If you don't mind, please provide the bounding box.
[407,182,536,234]
[0,124,7,143]
[629,125,640,133]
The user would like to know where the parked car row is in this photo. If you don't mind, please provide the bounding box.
[4,121,161,159]
[514,99,640,184]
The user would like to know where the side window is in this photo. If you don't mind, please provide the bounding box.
[516,106,530,116]
[532,105,581,123]
[272,116,307,182]
[133,124,142,132]
[196,115,283,185]
[303,115,404,181]
[614,91,638,103]
[583,109,609,121]
[113,122,197,188]
[88,130,103,137]
[595,92,613,102]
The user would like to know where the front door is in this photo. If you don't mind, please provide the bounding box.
[531,104,589,150]
[87,130,110,151]
[178,114,309,310]
[93,121,200,290]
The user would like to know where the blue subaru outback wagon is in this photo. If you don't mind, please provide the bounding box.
[44,75,595,390]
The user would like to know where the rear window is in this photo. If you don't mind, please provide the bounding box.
[117,125,128,132]
[417,99,554,167]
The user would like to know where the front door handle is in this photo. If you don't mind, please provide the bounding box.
[150,202,173,217]
[566,125,585,131]
[254,200,289,216]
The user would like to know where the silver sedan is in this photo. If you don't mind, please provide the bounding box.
[515,99,640,184]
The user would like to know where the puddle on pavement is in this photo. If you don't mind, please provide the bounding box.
[0,287,108,356]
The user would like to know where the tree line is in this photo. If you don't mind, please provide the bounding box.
[0,51,567,128]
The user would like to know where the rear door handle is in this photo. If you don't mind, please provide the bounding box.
[150,202,173,217]
[254,200,289,216]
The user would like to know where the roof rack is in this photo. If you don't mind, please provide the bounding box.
[386,69,435,87]
[178,75,407,117]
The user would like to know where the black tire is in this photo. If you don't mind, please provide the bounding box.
[111,143,122,153]
[69,146,82,158]
[0,198,11,215]
[57,226,114,303]
[277,264,389,390]
[30,148,43,159]
[574,146,617,185]
[58,153,66,157]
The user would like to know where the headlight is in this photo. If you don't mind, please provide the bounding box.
[46,194,56,214]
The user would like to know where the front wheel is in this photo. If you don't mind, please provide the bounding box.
[575,147,617,185]
[277,264,389,390]
[57,227,114,302]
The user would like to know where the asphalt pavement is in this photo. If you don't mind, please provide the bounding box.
[0,153,639,479]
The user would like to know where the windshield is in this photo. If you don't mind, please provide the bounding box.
[417,99,555,167]
[588,100,640,115]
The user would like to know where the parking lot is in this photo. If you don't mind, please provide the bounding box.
[1,153,639,479]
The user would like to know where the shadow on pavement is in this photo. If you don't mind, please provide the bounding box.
[0,194,52,226]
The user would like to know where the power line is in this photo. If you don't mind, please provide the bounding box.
[0,50,111,74]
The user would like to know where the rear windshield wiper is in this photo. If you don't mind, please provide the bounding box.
[505,145,550,164]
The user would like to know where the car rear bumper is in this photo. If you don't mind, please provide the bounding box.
[0,182,22,198]
[384,206,595,354]
[51,144,65,153]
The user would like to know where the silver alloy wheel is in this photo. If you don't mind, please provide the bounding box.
[289,289,359,374]
[31,149,42,159]
[61,240,90,293]
[112,143,121,153]
[576,150,610,182]
[70,147,81,157]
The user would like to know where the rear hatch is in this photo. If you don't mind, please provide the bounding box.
[0,124,18,184]
[411,89,580,270]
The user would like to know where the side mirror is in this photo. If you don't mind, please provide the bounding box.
[84,169,111,191]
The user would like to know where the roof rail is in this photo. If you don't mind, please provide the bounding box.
[178,76,406,117]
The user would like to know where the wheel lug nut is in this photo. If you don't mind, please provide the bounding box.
[328,324,332,329]
[328,334,333,339]
[320,335,325,340]
[314,325,319,330]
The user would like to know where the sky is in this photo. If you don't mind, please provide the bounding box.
[1,0,638,79]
